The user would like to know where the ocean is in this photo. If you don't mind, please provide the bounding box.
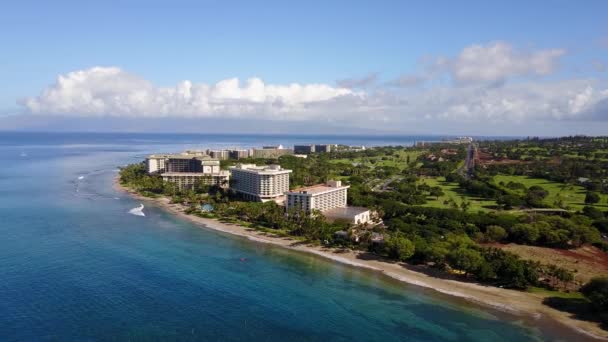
[0,132,586,341]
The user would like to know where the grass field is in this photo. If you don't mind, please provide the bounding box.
[417,176,497,212]
[330,149,424,171]
[494,244,608,284]
[493,175,608,211]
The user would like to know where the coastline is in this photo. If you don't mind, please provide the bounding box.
[115,179,608,340]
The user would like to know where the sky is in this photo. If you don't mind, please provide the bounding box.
[1,0,607,136]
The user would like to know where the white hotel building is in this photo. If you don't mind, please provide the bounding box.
[229,164,292,202]
[286,180,348,213]
[286,180,371,224]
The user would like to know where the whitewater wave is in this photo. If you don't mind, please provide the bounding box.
[128,203,145,217]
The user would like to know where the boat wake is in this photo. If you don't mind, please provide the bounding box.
[128,203,145,217]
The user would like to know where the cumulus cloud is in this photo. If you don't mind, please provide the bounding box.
[18,41,608,133]
[23,67,357,119]
[447,42,565,84]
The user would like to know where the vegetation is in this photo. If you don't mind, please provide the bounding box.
[120,137,608,296]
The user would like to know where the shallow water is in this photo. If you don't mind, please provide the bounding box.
[0,132,589,340]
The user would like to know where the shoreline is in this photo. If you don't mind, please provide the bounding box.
[115,179,608,340]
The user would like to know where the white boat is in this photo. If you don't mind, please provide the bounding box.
[128,203,145,217]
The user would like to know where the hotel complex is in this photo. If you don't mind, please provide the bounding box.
[146,152,229,190]
[229,164,292,202]
[146,144,370,224]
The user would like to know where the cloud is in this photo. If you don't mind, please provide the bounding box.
[17,41,608,134]
[336,72,378,88]
[23,67,357,120]
[386,74,426,88]
[447,42,565,84]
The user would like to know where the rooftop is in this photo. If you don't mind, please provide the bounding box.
[148,152,214,160]
[288,180,349,194]
[230,164,292,174]
[162,170,229,176]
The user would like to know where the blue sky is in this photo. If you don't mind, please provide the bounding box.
[1,0,607,135]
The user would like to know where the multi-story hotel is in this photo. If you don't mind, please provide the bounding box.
[209,150,230,160]
[251,147,293,159]
[314,144,332,153]
[146,152,228,190]
[230,164,292,201]
[229,149,250,159]
[146,154,169,173]
[286,180,348,213]
[286,180,371,224]
[162,171,230,189]
[294,144,315,154]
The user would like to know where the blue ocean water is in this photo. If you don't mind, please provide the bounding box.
[0,132,585,341]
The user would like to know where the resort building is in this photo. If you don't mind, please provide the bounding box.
[146,152,228,190]
[162,171,230,189]
[230,164,292,202]
[314,144,332,153]
[286,180,371,224]
[323,207,371,225]
[252,147,293,159]
[209,150,230,160]
[294,144,315,154]
[229,149,250,159]
[286,180,348,213]
[146,154,168,174]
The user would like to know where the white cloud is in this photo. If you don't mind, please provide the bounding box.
[23,67,357,119]
[447,42,565,84]
[19,42,608,134]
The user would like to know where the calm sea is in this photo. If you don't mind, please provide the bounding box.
[0,132,586,341]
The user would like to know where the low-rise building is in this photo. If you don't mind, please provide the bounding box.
[230,164,292,201]
[323,206,371,225]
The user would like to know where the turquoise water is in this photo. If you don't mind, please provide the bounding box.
[0,132,587,340]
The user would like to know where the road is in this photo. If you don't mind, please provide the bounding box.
[459,143,477,179]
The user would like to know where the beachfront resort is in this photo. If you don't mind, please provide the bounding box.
[145,144,371,224]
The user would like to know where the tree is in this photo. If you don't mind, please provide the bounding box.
[585,192,601,205]
[429,186,445,199]
[509,223,540,244]
[485,225,507,242]
[447,247,484,276]
[386,235,415,261]
[582,206,604,220]
[581,277,608,311]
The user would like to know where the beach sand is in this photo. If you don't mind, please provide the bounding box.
[116,180,608,340]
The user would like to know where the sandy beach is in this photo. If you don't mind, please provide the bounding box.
[116,180,608,340]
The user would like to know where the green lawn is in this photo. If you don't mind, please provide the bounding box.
[493,175,608,211]
[417,177,497,212]
[527,287,585,300]
[330,149,424,171]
